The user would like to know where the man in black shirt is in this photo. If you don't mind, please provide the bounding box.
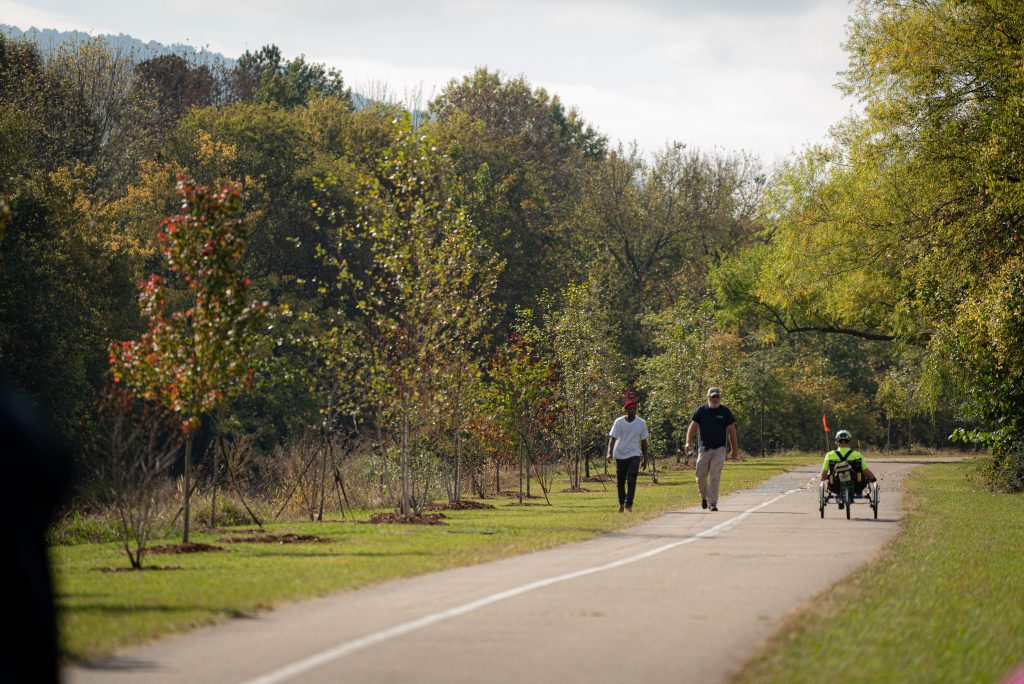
[684,386,737,512]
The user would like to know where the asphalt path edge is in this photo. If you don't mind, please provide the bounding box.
[242,485,809,684]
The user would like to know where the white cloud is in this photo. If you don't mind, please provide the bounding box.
[315,54,464,107]
[0,0,117,34]
[2,0,856,160]
[527,1,854,159]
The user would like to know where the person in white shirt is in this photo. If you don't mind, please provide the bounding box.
[606,399,649,512]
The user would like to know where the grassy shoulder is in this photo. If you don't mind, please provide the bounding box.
[733,460,1024,684]
[55,453,816,661]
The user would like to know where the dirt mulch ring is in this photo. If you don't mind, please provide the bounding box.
[218,533,332,544]
[147,542,224,555]
[582,474,614,483]
[424,500,496,511]
[360,512,448,525]
[506,502,550,507]
[560,487,595,493]
[96,565,184,573]
[498,490,543,499]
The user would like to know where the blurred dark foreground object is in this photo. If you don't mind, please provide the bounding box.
[0,375,74,684]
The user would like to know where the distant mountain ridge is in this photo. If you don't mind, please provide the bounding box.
[1,24,236,68]
[1,24,409,119]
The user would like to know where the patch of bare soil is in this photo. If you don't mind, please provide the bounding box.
[148,542,224,554]
[218,534,331,544]
[670,461,696,470]
[560,487,594,493]
[506,502,550,507]
[582,474,614,483]
[498,490,542,499]
[95,565,183,573]
[361,512,448,525]
[425,500,496,511]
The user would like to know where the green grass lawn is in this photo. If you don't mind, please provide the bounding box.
[55,453,816,660]
[733,460,1024,684]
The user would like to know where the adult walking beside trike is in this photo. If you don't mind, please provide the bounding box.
[684,387,737,512]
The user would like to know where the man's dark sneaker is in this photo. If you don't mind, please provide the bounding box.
[702,498,708,509]
[838,501,845,510]
[619,504,625,512]
[709,504,718,511]
[625,505,633,512]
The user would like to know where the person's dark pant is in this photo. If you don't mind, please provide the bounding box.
[615,456,641,507]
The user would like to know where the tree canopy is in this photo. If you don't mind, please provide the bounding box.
[714,0,1024,486]
[4,5,1017,527]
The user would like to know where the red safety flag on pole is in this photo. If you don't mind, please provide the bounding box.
[822,414,830,433]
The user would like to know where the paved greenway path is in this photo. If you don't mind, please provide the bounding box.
[67,459,923,684]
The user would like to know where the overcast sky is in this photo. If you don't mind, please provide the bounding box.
[1,0,857,163]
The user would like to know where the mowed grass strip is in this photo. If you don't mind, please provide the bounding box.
[733,460,1024,684]
[55,454,816,660]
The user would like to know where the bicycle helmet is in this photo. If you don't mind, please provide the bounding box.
[835,429,852,442]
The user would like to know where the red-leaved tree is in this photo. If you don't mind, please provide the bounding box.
[110,177,267,543]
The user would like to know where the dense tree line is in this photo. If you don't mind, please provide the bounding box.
[4,0,1015,528]
[717,0,1024,488]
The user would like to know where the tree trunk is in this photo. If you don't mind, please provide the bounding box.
[183,433,193,544]
[454,428,463,504]
[518,453,524,503]
[328,437,351,514]
[526,457,531,497]
[529,458,551,506]
[401,398,411,519]
[760,395,765,457]
[570,424,580,489]
[574,444,582,489]
[453,362,463,504]
[317,433,330,522]
[471,466,485,499]
[209,437,218,529]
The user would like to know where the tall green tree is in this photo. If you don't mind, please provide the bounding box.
[231,45,350,108]
[429,68,605,330]
[640,297,743,454]
[0,165,137,442]
[0,35,158,190]
[319,117,500,518]
[487,316,558,504]
[714,0,1024,485]
[578,144,765,359]
[135,53,219,133]
[548,280,624,487]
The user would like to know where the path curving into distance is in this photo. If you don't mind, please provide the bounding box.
[67,459,925,684]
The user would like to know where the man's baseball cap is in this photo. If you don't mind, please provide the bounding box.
[707,387,721,397]
[623,399,637,409]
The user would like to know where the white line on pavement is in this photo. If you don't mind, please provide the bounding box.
[241,488,803,684]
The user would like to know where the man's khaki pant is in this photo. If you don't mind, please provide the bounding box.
[695,446,728,506]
